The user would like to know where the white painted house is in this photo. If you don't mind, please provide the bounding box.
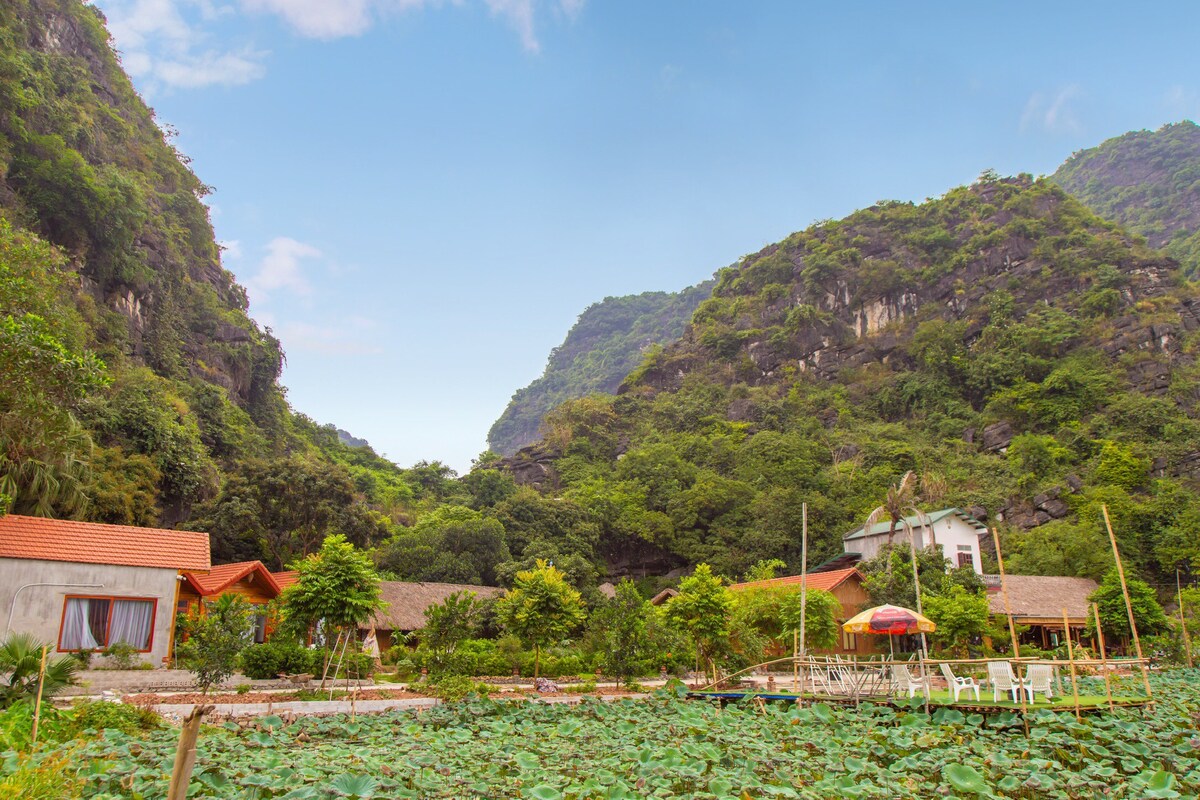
[842,507,988,574]
[0,515,211,666]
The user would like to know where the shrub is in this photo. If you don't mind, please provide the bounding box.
[240,641,317,680]
[427,675,490,702]
[102,642,140,670]
[0,634,79,709]
[65,700,161,737]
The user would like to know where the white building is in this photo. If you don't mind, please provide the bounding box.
[0,515,211,666]
[842,507,987,574]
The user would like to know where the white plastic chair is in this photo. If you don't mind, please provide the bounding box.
[1026,663,1055,703]
[891,664,923,698]
[986,661,1031,703]
[939,662,980,702]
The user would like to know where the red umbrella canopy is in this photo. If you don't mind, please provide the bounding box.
[842,604,936,635]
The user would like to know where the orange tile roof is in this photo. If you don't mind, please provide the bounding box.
[730,567,863,593]
[184,561,281,596]
[0,514,210,571]
[272,570,299,589]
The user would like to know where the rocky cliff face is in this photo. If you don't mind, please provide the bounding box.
[627,178,1182,400]
[0,0,279,410]
[1053,121,1200,275]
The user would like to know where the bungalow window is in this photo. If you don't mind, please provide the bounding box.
[956,545,973,568]
[59,596,155,652]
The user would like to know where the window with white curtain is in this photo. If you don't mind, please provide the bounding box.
[59,596,155,651]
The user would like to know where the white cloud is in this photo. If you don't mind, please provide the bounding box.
[219,239,243,260]
[276,317,383,355]
[240,0,382,39]
[244,236,320,302]
[97,0,270,89]
[484,0,538,52]
[1165,86,1200,120]
[1019,85,1082,135]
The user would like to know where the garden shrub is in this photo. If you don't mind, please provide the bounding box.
[239,641,317,680]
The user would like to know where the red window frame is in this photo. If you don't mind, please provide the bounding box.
[57,594,159,653]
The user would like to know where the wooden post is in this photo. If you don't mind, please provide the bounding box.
[1093,602,1115,712]
[1062,609,1081,722]
[906,521,931,714]
[319,630,341,691]
[796,503,806,666]
[31,645,48,744]
[167,704,213,800]
[990,528,1020,660]
[1177,569,1193,669]
[1101,505,1154,704]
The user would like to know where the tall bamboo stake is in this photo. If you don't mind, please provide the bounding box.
[990,528,1020,660]
[167,704,213,800]
[31,645,48,744]
[1101,505,1154,704]
[907,522,930,714]
[1093,602,1115,712]
[990,527,1028,730]
[1177,569,1193,669]
[1062,608,1081,722]
[797,502,807,703]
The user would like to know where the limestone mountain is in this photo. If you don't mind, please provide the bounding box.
[0,0,411,565]
[487,281,714,456]
[494,174,1200,587]
[1053,120,1200,276]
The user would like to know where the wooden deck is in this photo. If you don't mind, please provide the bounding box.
[687,690,1150,716]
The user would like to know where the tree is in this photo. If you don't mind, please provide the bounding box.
[922,585,991,658]
[778,589,841,653]
[280,534,385,642]
[174,594,253,694]
[1089,567,1169,644]
[859,544,952,608]
[863,470,917,549]
[377,505,510,586]
[0,632,79,708]
[496,560,585,681]
[596,579,652,685]
[419,591,483,671]
[667,564,733,683]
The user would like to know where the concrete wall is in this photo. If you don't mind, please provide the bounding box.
[0,558,180,666]
[848,516,983,574]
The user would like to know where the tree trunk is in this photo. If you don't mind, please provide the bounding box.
[534,644,540,682]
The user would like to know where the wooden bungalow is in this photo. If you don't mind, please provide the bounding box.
[985,574,1099,650]
[367,581,505,652]
[179,560,285,645]
[730,568,873,655]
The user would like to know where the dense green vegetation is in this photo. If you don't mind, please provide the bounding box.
[508,174,1200,593]
[3,671,1197,798]
[1054,121,1200,276]
[0,0,430,565]
[488,282,714,456]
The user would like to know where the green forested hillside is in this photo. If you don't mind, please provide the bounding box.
[0,0,417,566]
[1054,120,1200,275]
[487,282,714,456]
[493,174,1200,590]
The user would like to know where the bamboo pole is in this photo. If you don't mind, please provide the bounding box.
[1101,505,1154,704]
[319,629,341,691]
[167,704,213,800]
[906,522,931,714]
[1093,602,1115,712]
[990,528,1020,660]
[797,503,807,704]
[989,527,1028,729]
[31,645,48,744]
[1062,609,1082,721]
[1177,569,1193,669]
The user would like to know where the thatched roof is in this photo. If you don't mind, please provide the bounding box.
[987,575,1099,623]
[369,581,504,632]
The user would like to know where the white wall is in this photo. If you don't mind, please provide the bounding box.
[0,558,180,666]
[847,516,983,574]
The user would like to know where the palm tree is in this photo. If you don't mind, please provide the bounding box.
[0,632,80,708]
[864,471,917,550]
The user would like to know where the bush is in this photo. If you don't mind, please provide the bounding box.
[101,642,140,670]
[65,700,161,737]
[239,641,317,680]
[426,675,494,701]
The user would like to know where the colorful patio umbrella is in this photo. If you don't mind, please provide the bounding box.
[843,604,936,658]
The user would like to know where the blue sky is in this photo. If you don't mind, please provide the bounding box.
[92,0,1200,472]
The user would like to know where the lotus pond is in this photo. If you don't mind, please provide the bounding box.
[8,670,1200,799]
